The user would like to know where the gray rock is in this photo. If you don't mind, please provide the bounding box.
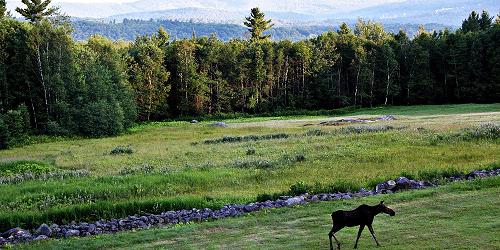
[37,224,52,237]
[378,115,396,121]
[309,195,319,202]
[64,229,80,238]
[87,224,96,234]
[375,183,387,193]
[34,235,49,241]
[2,227,22,238]
[395,177,411,190]
[190,120,199,124]
[0,236,6,245]
[212,122,228,128]
[285,197,303,206]
[244,204,258,212]
[386,180,397,190]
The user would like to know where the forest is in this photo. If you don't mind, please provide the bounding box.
[0,1,499,148]
[70,19,451,42]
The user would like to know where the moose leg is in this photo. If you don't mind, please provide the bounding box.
[329,226,342,250]
[354,225,365,249]
[368,225,380,246]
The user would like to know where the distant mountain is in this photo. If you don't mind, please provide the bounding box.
[6,0,405,20]
[7,0,499,26]
[106,8,318,26]
[71,19,454,42]
[336,0,500,25]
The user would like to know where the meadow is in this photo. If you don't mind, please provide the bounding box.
[0,104,499,240]
[22,177,500,249]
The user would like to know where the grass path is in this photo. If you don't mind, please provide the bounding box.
[23,177,500,250]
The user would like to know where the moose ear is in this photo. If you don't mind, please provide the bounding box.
[380,201,384,204]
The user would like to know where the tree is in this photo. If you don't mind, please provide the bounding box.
[128,29,171,121]
[0,0,7,19]
[244,7,274,42]
[16,0,59,23]
[461,11,481,33]
[478,10,493,30]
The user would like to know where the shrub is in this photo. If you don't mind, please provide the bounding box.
[431,123,500,144]
[204,133,290,144]
[78,100,125,137]
[289,181,309,196]
[459,123,500,140]
[110,145,134,155]
[4,104,31,137]
[246,147,256,155]
[305,129,328,136]
[0,117,10,149]
[0,161,56,176]
[233,159,274,169]
[295,154,306,162]
[45,121,70,136]
[340,125,395,134]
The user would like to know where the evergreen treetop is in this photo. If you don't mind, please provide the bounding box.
[244,7,274,42]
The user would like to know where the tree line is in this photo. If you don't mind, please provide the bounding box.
[1,2,499,148]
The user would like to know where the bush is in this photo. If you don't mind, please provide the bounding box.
[246,147,256,155]
[431,123,500,144]
[459,123,500,140]
[289,181,309,196]
[0,161,56,176]
[305,129,328,136]
[78,100,125,137]
[340,125,395,134]
[45,121,70,136]
[0,117,10,149]
[204,133,290,144]
[4,104,31,137]
[233,159,274,169]
[110,145,134,155]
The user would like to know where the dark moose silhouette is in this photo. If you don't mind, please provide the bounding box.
[328,201,395,249]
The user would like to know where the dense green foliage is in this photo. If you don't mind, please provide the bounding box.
[0,0,6,19]
[1,7,499,147]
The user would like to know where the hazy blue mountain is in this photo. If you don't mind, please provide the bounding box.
[71,19,454,42]
[6,0,498,25]
[336,0,500,25]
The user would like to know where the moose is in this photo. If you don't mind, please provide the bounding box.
[328,201,395,250]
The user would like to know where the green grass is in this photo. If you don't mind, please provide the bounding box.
[0,160,56,176]
[0,104,498,232]
[21,177,500,250]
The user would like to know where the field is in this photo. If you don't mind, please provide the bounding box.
[22,177,500,249]
[0,103,499,248]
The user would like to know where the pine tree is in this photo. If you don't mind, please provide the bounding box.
[461,11,481,33]
[16,0,59,23]
[478,10,493,30]
[244,7,274,42]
